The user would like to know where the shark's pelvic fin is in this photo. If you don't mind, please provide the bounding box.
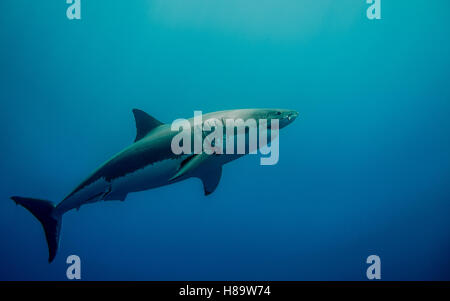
[11,196,62,263]
[132,109,163,142]
[169,153,223,195]
[198,166,222,196]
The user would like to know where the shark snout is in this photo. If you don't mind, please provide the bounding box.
[275,110,298,129]
[286,111,299,121]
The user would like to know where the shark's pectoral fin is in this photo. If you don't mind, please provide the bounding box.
[103,192,128,202]
[169,153,209,181]
[169,153,223,195]
[198,166,222,196]
[132,109,163,142]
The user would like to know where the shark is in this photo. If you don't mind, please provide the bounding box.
[11,108,298,262]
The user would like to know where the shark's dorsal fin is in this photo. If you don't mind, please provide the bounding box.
[132,109,163,142]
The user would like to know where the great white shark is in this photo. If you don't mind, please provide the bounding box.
[11,108,298,262]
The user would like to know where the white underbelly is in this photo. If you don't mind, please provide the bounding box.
[111,157,187,194]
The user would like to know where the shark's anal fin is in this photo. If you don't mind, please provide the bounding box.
[132,109,163,142]
[169,153,223,196]
[198,166,222,196]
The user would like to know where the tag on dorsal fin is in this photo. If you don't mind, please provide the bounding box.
[132,109,163,142]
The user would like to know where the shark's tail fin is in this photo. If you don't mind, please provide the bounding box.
[11,196,62,263]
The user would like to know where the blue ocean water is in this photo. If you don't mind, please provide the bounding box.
[1,0,450,280]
